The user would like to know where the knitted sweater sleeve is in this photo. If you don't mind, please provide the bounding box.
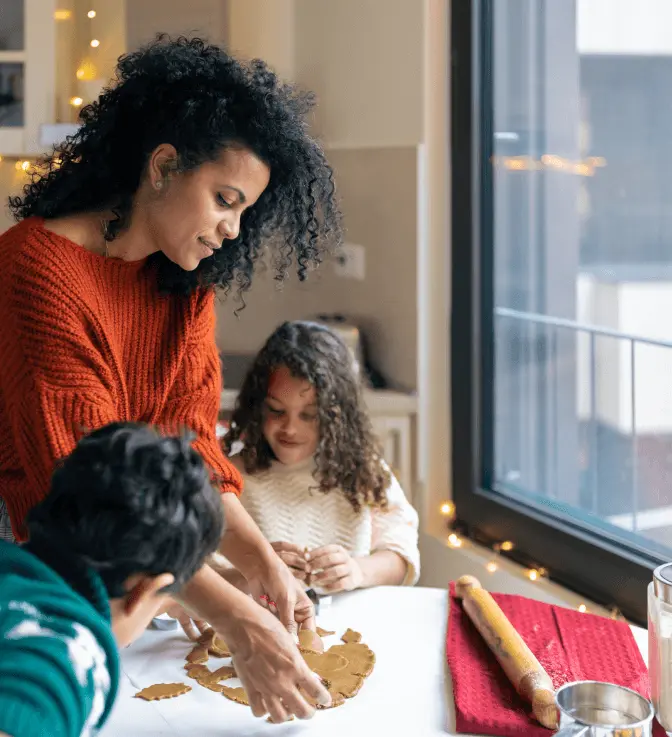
[0,545,119,737]
[159,289,242,496]
[371,468,421,586]
[1,264,121,522]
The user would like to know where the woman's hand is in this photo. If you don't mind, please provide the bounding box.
[309,544,364,593]
[270,541,310,583]
[179,566,330,722]
[247,557,316,634]
[223,600,330,722]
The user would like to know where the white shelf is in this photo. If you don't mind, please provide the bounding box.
[0,51,26,63]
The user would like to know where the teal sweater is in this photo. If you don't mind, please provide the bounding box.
[0,539,120,737]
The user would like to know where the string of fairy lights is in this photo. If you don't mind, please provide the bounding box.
[438,499,625,621]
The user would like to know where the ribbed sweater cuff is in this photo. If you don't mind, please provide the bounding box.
[218,477,242,496]
[0,699,64,737]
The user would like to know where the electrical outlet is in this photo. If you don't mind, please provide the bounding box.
[334,242,366,280]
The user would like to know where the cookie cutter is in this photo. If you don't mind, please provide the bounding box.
[555,681,654,736]
[151,612,179,631]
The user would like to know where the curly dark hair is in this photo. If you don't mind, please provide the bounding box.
[9,35,342,296]
[26,422,224,598]
[225,321,390,512]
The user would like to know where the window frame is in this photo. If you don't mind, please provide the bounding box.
[450,0,662,626]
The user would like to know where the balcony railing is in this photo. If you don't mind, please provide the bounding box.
[494,307,672,536]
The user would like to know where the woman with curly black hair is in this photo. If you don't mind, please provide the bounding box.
[224,321,420,594]
[0,35,340,722]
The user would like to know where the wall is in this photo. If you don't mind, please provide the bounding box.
[294,0,424,149]
[226,0,295,79]
[217,145,419,391]
[126,0,228,50]
[419,533,612,616]
[217,0,428,394]
[418,0,450,529]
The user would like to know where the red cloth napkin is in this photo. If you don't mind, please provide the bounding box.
[446,582,662,736]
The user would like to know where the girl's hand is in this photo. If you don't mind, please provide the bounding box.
[160,598,210,640]
[270,541,310,583]
[247,557,316,635]
[308,545,364,593]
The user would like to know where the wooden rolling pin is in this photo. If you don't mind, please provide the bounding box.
[455,575,558,730]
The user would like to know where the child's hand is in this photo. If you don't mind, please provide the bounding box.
[308,545,364,593]
[160,598,210,640]
[270,541,310,583]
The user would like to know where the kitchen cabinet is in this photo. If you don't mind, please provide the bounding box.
[0,0,56,155]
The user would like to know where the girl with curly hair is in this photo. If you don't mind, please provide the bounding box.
[0,35,341,723]
[224,321,420,595]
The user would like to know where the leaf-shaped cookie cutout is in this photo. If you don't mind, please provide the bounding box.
[221,685,250,705]
[135,683,191,701]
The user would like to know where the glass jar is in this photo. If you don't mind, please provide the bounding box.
[648,562,672,734]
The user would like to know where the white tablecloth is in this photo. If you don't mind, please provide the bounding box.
[100,586,649,737]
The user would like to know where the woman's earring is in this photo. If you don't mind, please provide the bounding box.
[155,180,163,190]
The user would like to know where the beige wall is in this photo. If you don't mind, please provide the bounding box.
[294,0,424,148]
[227,0,295,79]
[418,0,450,528]
[217,145,419,391]
[126,0,228,50]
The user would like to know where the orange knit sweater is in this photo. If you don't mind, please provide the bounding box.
[0,217,241,541]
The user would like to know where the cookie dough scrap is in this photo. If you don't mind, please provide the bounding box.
[302,650,349,675]
[340,628,362,644]
[197,628,216,647]
[210,636,231,658]
[186,645,209,664]
[184,664,212,681]
[328,643,375,678]
[135,683,192,701]
[196,628,231,658]
[209,665,236,682]
[323,673,365,699]
[221,685,250,706]
[298,628,324,653]
[316,626,336,637]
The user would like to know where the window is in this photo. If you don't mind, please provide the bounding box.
[451,0,672,624]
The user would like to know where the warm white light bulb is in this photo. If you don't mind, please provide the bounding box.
[90,39,100,48]
[88,10,96,18]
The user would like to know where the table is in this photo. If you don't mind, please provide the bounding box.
[100,586,649,737]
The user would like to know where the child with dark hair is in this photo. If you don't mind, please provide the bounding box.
[0,422,224,737]
[224,321,420,595]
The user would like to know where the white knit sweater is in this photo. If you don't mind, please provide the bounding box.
[230,455,420,588]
